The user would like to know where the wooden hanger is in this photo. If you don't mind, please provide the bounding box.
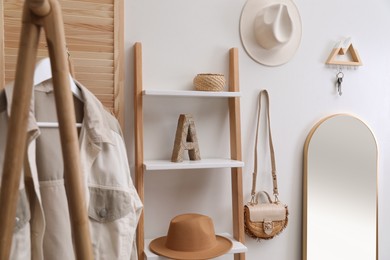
[34,57,83,128]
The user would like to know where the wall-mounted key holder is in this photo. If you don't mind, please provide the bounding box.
[326,37,362,67]
[325,37,362,96]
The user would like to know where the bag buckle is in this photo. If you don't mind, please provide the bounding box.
[263,219,274,235]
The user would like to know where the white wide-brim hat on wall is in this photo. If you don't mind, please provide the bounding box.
[240,0,302,66]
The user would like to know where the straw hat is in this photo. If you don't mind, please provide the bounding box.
[149,213,232,259]
[240,0,302,66]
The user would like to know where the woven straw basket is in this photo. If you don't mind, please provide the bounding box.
[193,73,225,91]
[244,205,288,240]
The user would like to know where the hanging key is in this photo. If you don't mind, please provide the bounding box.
[336,71,344,96]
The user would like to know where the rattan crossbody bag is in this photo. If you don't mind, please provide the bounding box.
[244,90,288,240]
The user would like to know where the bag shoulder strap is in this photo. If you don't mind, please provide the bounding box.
[251,90,279,203]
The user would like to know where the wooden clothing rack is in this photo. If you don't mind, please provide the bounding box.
[0,0,93,259]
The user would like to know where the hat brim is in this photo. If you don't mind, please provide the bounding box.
[149,235,233,260]
[240,0,302,66]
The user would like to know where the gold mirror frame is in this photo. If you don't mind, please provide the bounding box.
[303,114,378,260]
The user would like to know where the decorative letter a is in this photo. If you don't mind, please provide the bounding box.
[171,114,201,162]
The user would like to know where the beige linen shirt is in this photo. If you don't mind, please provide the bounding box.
[0,79,142,260]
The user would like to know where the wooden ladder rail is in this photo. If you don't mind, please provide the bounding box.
[229,48,245,260]
[0,0,93,259]
[134,42,145,260]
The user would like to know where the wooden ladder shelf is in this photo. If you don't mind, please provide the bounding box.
[133,42,246,260]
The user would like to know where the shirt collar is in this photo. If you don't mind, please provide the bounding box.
[74,79,114,144]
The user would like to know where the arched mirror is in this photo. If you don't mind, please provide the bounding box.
[303,114,378,260]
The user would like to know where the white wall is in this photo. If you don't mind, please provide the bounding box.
[124,0,390,259]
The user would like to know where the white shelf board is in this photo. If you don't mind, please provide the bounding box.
[144,233,247,259]
[142,89,241,97]
[144,159,244,171]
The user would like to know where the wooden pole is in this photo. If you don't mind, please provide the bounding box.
[134,42,145,260]
[0,0,93,259]
[0,4,40,259]
[228,48,245,260]
[42,1,93,259]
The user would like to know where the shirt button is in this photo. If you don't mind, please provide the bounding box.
[99,208,107,218]
[15,217,20,223]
